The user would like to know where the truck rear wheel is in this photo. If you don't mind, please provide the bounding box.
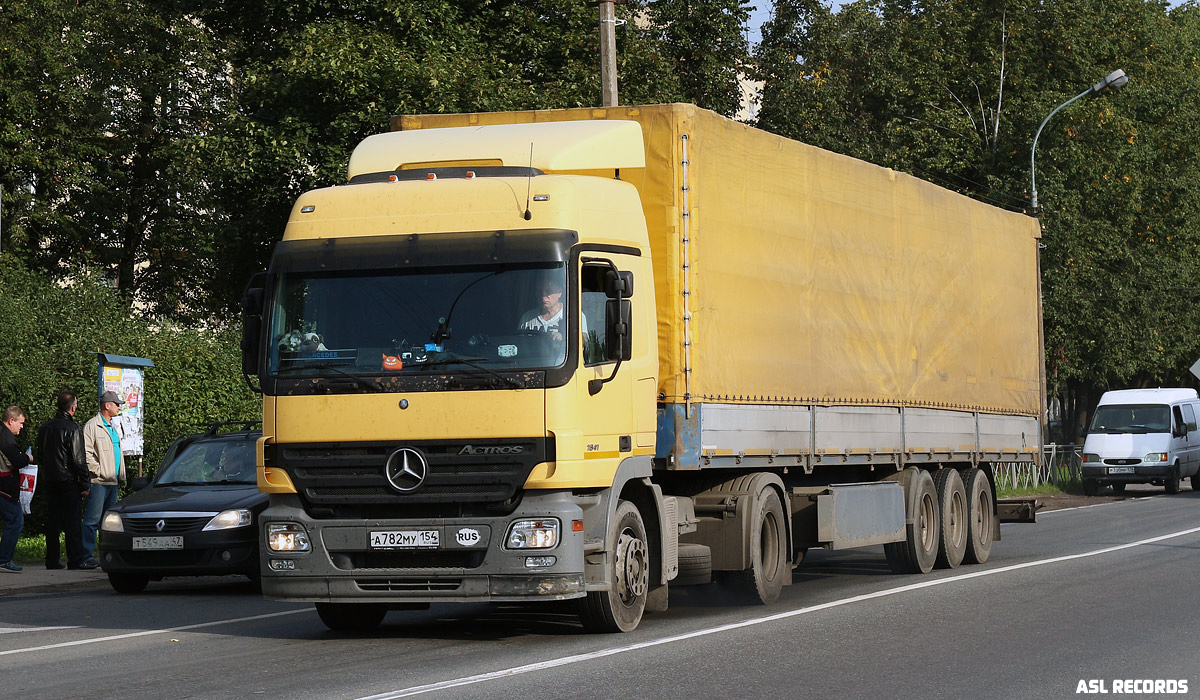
[580,500,649,633]
[315,603,386,633]
[884,467,939,574]
[721,486,787,605]
[961,467,994,565]
[932,469,967,569]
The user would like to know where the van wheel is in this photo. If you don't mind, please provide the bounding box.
[1191,472,1200,492]
[1082,479,1099,496]
[1110,482,1126,495]
[1165,466,1181,494]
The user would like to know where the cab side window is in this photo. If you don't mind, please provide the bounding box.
[580,264,610,366]
[1183,404,1197,432]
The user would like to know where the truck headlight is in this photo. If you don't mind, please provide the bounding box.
[1143,452,1168,463]
[505,519,559,549]
[267,522,311,552]
[203,509,253,531]
[101,512,123,532]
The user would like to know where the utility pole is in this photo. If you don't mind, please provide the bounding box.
[598,0,619,107]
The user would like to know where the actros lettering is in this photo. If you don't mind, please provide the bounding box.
[458,444,524,456]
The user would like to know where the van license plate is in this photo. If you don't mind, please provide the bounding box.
[370,530,439,549]
[1108,467,1135,474]
[133,536,183,550]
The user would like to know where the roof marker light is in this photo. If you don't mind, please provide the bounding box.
[426,172,437,181]
[300,205,316,213]
[533,195,550,202]
[466,171,476,179]
[388,174,398,183]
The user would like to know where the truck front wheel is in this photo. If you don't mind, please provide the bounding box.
[315,603,386,633]
[580,500,649,633]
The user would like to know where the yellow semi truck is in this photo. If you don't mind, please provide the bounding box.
[241,103,1044,633]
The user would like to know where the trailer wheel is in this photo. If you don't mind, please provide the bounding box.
[1165,465,1181,494]
[884,468,939,574]
[315,603,386,633]
[932,469,967,569]
[961,467,994,565]
[580,500,649,633]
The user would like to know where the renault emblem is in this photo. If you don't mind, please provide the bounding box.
[384,447,429,492]
[156,519,166,532]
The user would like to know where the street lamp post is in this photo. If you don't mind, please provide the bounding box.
[1030,69,1129,212]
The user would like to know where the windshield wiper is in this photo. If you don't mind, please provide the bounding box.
[415,353,525,389]
[280,362,383,392]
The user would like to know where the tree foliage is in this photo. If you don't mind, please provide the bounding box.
[756,0,1200,437]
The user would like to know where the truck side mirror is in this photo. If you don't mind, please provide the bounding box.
[605,299,633,361]
[1175,423,1188,438]
[604,270,634,299]
[241,274,266,378]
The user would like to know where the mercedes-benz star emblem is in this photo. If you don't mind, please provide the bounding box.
[384,447,429,492]
[155,519,166,532]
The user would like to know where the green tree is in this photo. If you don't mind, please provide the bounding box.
[641,0,755,116]
[755,0,1200,438]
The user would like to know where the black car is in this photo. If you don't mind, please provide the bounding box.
[97,421,264,594]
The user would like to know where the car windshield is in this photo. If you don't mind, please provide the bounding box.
[155,437,258,485]
[266,263,570,375]
[1089,404,1171,434]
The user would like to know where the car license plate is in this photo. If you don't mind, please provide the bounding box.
[369,530,439,549]
[132,536,184,550]
[1108,467,1135,474]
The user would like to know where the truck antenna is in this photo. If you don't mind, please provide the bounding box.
[523,143,533,221]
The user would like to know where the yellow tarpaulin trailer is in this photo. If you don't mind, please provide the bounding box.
[398,104,1043,421]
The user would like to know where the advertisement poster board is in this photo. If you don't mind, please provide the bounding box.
[96,354,155,457]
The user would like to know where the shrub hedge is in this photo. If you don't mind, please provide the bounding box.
[0,256,259,535]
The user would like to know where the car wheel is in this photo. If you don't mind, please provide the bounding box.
[108,573,149,594]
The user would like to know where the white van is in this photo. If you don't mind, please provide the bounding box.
[1081,388,1200,495]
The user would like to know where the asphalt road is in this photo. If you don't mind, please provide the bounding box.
[4,486,1199,700]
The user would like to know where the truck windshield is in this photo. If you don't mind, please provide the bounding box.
[1089,404,1171,434]
[266,263,571,376]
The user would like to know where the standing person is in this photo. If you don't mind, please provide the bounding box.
[82,391,125,560]
[37,391,95,570]
[0,406,32,573]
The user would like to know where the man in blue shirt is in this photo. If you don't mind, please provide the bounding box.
[82,391,125,568]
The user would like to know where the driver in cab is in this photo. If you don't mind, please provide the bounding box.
[519,279,566,341]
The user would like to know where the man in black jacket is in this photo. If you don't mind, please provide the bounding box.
[37,391,95,570]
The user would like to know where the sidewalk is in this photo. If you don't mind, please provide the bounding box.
[0,564,110,596]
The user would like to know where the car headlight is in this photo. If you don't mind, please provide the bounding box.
[203,509,253,531]
[266,522,311,552]
[101,512,124,533]
[1143,452,1168,463]
[1083,453,1101,463]
[505,518,559,549]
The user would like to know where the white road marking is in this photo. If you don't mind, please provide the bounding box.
[1038,496,1156,515]
[356,524,1200,700]
[0,608,310,657]
[0,626,80,634]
